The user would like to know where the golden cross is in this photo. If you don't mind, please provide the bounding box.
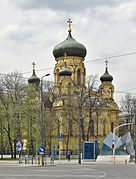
[32,62,36,70]
[105,60,108,68]
[67,19,72,32]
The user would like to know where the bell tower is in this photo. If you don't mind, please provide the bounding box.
[99,60,114,99]
[53,19,87,90]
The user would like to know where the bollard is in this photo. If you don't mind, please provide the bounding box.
[51,158,54,165]
[44,157,46,165]
[38,157,40,166]
[125,159,127,164]
[35,156,37,164]
[32,156,34,165]
[28,156,29,164]
[18,156,21,164]
[42,157,44,166]
[25,156,27,164]
[40,157,44,166]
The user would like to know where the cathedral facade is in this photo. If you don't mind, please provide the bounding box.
[52,20,119,152]
[28,20,119,153]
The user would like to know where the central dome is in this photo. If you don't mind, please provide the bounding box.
[53,32,87,59]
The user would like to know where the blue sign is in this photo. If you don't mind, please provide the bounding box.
[58,133,62,140]
[16,141,22,151]
[51,148,55,160]
[39,146,44,154]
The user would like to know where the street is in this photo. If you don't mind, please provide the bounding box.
[0,161,136,179]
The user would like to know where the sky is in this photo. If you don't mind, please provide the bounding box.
[0,0,136,105]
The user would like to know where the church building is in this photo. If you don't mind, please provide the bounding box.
[28,19,119,153]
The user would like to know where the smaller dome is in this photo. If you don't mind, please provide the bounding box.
[28,73,40,84]
[58,64,72,76]
[100,67,113,82]
[28,62,40,85]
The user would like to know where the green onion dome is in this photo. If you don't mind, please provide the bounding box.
[28,72,40,84]
[28,62,40,85]
[53,31,87,59]
[58,64,72,76]
[100,67,113,82]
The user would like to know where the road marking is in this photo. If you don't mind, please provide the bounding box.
[0,174,106,178]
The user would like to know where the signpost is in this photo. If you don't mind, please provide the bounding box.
[58,133,62,163]
[51,145,55,164]
[39,146,45,166]
[16,141,22,151]
[16,141,22,164]
[39,146,44,154]
[58,133,62,141]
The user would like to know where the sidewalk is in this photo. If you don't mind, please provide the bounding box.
[0,160,18,165]
[0,159,135,166]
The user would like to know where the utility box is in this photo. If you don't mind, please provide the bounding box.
[83,141,95,161]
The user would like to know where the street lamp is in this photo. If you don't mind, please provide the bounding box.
[96,99,100,137]
[134,104,136,164]
[40,74,50,148]
[78,106,81,164]
[73,92,82,164]
[74,93,82,164]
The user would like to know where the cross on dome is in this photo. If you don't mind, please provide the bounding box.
[32,62,36,70]
[105,60,108,69]
[67,19,72,32]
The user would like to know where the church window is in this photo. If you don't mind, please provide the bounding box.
[57,69,60,82]
[109,87,112,98]
[102,120,106,135]
[111,122,114,132]
[101,87,103,95]
[77,69,81,85]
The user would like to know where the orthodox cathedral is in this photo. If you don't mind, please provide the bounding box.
[28,20,119,152]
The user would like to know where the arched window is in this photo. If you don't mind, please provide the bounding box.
[57,69,60,82]
[77,69,81,85]
[109,87,112,98]
[111,122,114,132]
[102,120,106,135]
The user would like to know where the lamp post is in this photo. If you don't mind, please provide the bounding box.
[134,104,136,164]
[40,74,50,148]
[0,118,3,159]
[96,99,100,137]
[75,93,82,164]
[78,107,81,164]
[73,92,82,164]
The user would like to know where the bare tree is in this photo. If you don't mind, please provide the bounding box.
[86,74,99,91]
[84,74,99,140]
[120,93,136,134]
[42,80,58,155]
[0,72,26,158]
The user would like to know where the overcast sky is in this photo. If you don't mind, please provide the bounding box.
[0,0,136,104]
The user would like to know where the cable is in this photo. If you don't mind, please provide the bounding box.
[115,91,136,95]
[121,87,136,92]
[22,67,53,75]
[22,51,136,74]
[85,51,136,63]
